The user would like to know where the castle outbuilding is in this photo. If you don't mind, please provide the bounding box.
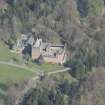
[32,38,67,64]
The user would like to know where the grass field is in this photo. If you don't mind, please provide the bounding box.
[0,64,35,84]
[28,62,64,73]
[0,44,17,61]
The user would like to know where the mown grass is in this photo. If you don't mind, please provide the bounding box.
[28,62,64,73]
[0,44,17,61]
[0,64,35,84]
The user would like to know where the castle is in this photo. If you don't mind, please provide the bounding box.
[32,38,67,64]
[12,34,67,64]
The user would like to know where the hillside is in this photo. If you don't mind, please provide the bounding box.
[0,0,105,105]
[0,0,105,66]
[19,68,105,105]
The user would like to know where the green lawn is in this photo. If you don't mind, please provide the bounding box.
[0,44,25,65]
[39,63,64,72]
[0,44,16,61]
[28,62,64,73]
[0,64,35,84]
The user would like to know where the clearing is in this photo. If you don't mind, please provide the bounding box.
[0,44,18,61]
[0,64,35,84]
[0,44,64,73]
